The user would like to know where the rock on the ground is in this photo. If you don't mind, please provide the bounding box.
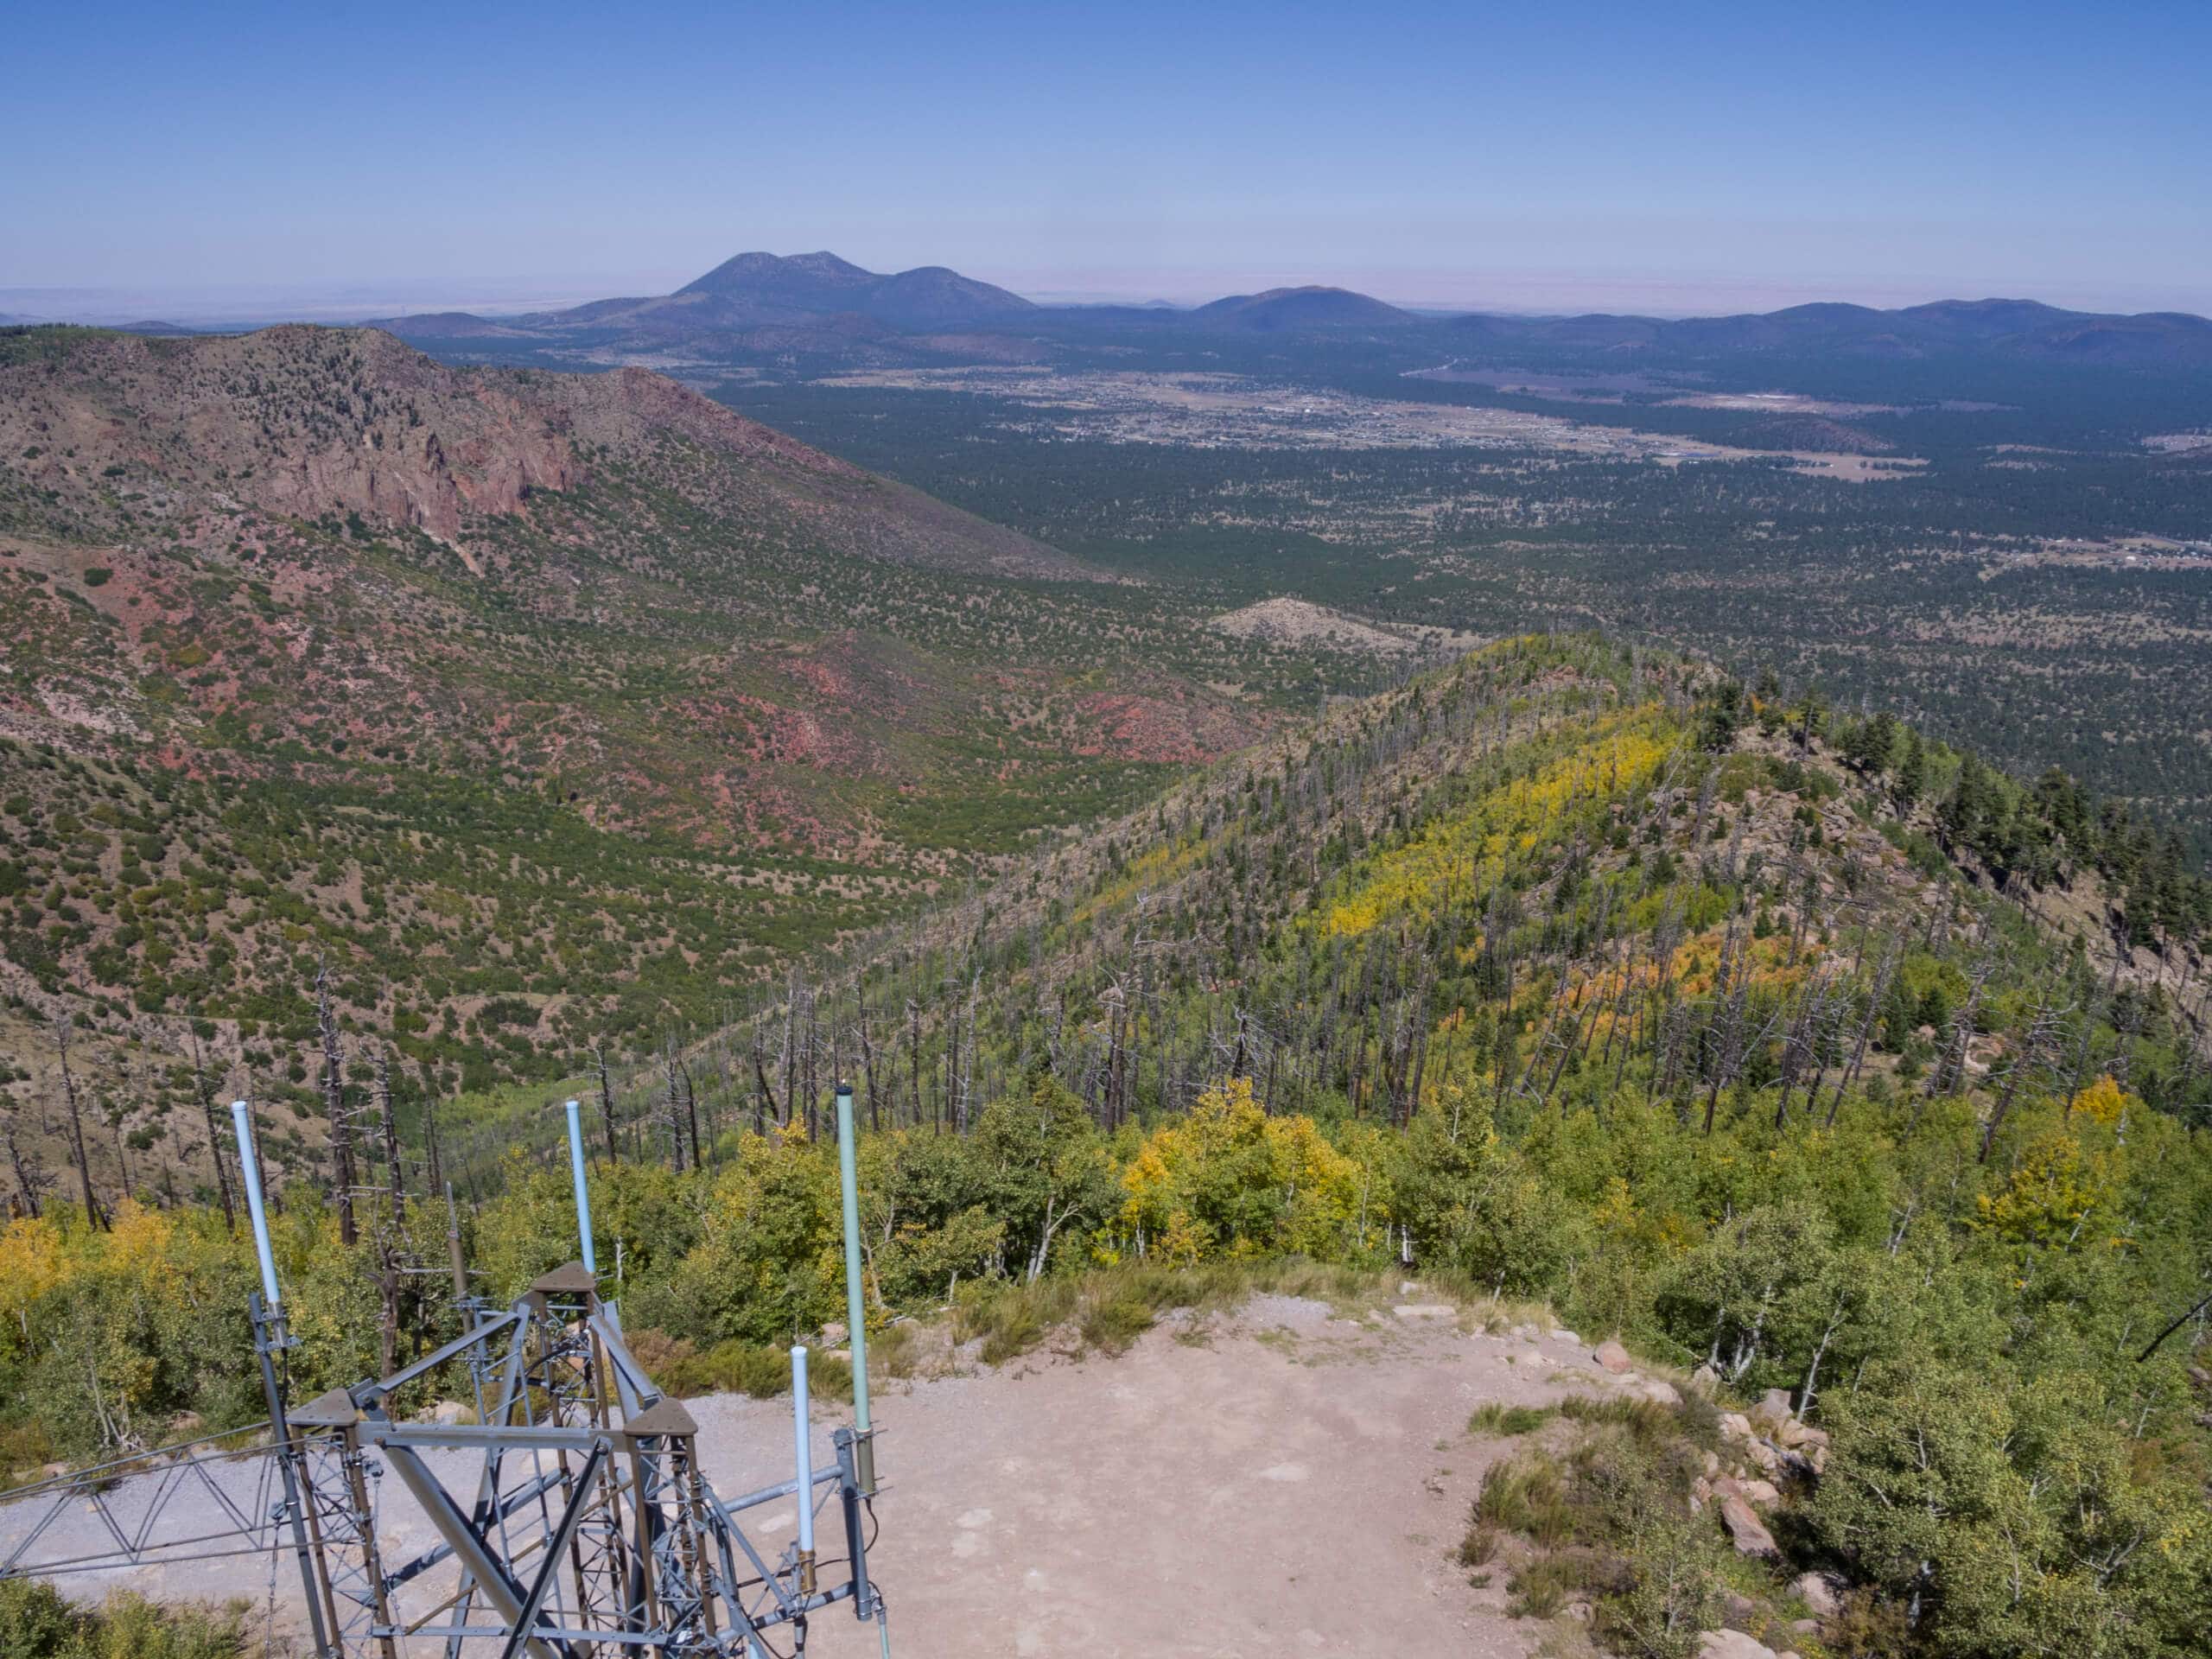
[1719,1411,1754,1442]
[1792,1571,1841,1618]
[1698,1632,1779,1659]
[1640,1377,1682,1406]
[1778,1418,1828,1452]
[1594,1339,1633,1373]
[1750,1388,1795,1433]
[1719,1494,1780,1558]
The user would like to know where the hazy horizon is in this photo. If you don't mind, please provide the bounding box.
[8,259,2211,330]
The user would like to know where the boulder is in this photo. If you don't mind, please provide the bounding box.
[1738,1478,1782,1507]
[1792,1572,1842,1619]
[1745,1439,1783,1475]
[1689,1363,1721,1396]
[1719,1411,1754,1443]
[1698,1632,1779,1659]
[1594,1339,1634,1374]
[1777,1418,1827,1452]
[1750,1389,1795,1433]
[1719,1494,1780,1559]
[424,1399,474,1427]
[1641,1378,1683,1406]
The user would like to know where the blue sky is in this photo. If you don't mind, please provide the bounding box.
[5,0,2209,318]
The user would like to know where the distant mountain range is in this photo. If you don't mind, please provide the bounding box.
[677,250,1036,327]
[1191,286,1417,331]
[15,251,2209,371]
[1451,296,2212,367]
[353,252,2212,370]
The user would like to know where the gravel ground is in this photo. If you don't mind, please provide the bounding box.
[1,1295,1632,1656]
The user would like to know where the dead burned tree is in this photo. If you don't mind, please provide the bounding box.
[55,1014,105,1231]
[594,1043,621,1166]
[4,1118,44,1218]
[658,1039,702,1171]
[1980,994,2073,1164]
[186,1020,236,1230]
[316,961,358,1246]
[1821,939,1900,1128]
[750,1028,776,1135]
[1927,951,1996,1103]
[421,1078,445,1198]
[1774,972,1828,1129]
[372,1048,407,1220]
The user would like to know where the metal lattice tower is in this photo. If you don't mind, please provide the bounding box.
[0,1089,894,1659]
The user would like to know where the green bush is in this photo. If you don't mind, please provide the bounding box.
[0,1580,247,1659]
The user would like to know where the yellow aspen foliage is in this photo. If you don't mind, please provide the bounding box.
[1321,706,1678,938]
[2068,1075,2129,1127]
[1117,1077,1375,1262]
[102,1202,181,1285]
[0,1216,65,1349]
[1977,1128,2124,1251]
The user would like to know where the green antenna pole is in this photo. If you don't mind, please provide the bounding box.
[834,1081,875,1492]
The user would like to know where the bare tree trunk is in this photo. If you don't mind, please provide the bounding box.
[423,1082,445,1198]
[681,1056,702,1169]
[317,961,357,1246]
[55,1016,105,1231]
[594,1044,620,1166]
[751,1031,774,1137]
[4,1121,40,1218]
[188,1020,236,1230]
[373,1048,406,1221]
[661,1041,687,1172]
[907,1000,925,1131]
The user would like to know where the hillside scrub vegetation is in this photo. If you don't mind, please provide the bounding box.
[2,638,2209,1655]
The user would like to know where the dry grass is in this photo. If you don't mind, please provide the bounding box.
[1471,1402,1556,1436]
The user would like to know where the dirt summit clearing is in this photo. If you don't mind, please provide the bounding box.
[706,1292,1623,1658]
[0,1292,1686,1656]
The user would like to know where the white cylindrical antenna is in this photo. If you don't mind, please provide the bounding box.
[791,1344,816,1564]
[231,1100,282,1315]
[563,1098,596,1274]
[834,1083,874,1484]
